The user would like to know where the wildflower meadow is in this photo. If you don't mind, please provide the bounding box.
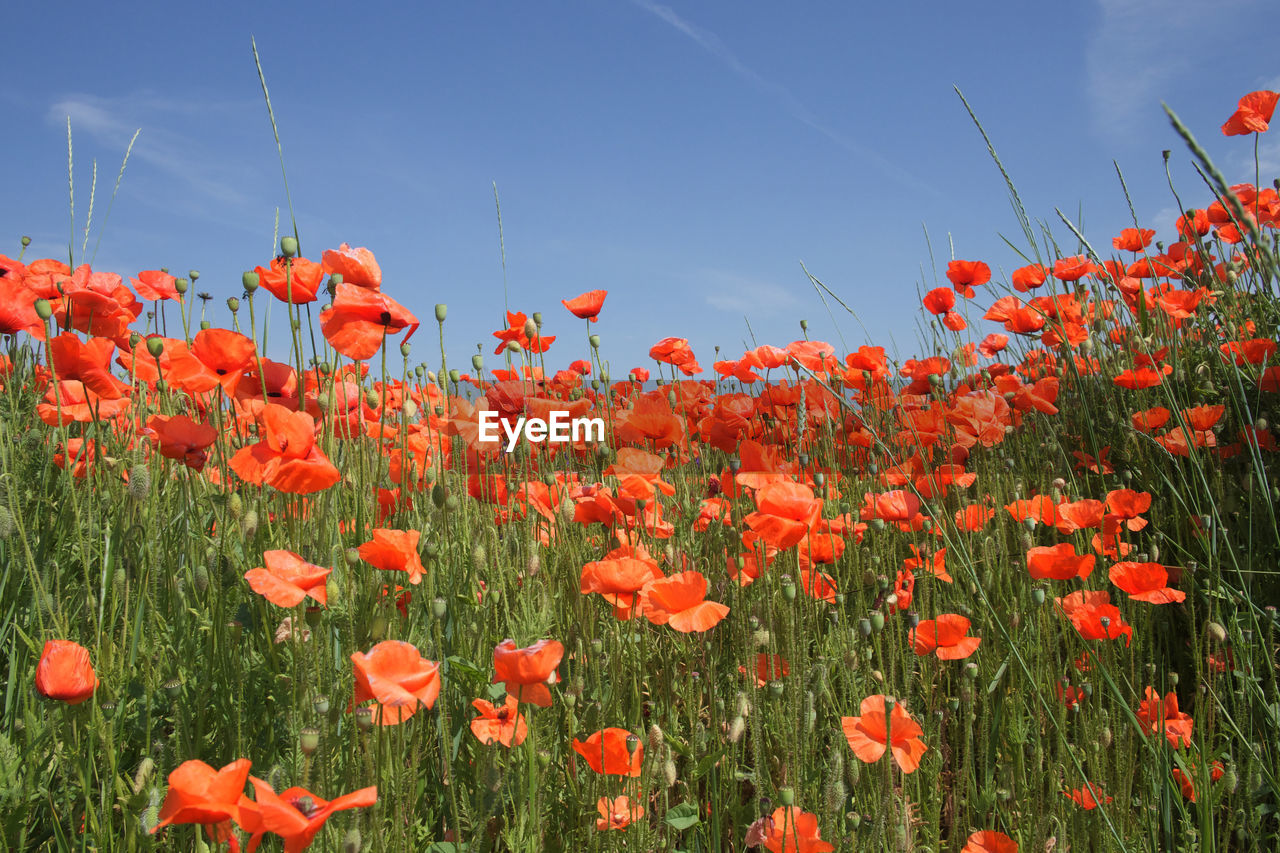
[1,78,1279,852]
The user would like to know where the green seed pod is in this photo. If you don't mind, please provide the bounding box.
[280,236,298,258]
[435,303,448,323]
[299,727,320,755]
[778,787,795,806]
[146,337,166,358]
[870,612,885,632]
[174,278,188,295]
[313,695,330,715]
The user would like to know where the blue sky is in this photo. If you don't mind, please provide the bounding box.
[3,0,1275,376]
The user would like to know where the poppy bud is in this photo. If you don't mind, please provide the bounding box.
[506,340,522,353]
[299,727,320,755]
[1221,763,1239,794]
[280,236,298,258]
[664,757,678,787]
[341,829,362,853]
[369,615,387,642]
[1206,621,1228,644]
[354,707,374,730]
[434,303,447,323]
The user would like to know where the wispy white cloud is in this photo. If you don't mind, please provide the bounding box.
[629,0,941,198]
[697,268,799,314]
[1086,0,1259,140]
[49,92,255,208]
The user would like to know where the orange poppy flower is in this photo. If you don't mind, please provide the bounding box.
[1109,562,1184,604]
[244,550,331,608]
[320,282,420,361]
[762,806,835,853]
[35,639,98,705]
[358,529,426,585]
[904,544,951,583]
[580,551,664,615]
[152,758,253,836]
[1112,227,1155,252]
[744,481,824,549]
[470,696,528,747]
[241,776,377,853]
[321,243,382,290]
[492,638,564,707]
[1222,90,1278,135]
[1054,499,1106,534]
[1056,590,1133,645]
[841,694,927,773]
[255,256,324,304]
[962,830,1019,853]
[1136,687,1193,748]
[130,269,182,301]
[562,289,608,322]
[910,614,981,660]
[147,414,219,471]
[596,795,644,831]
[1172,762,1223,802]
[1065,782,1112,809]
[228,404,341,495]
[1026,543,1095,580]
[640,571,729,633]
[742,653,790,687]
[860,489,921,525]
[572,727,643,776]
[349,641,441,725]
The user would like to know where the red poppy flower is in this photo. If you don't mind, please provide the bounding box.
[762,806,835,853]
[1172,762,1223,802]
[742,653,790,687]
[1065,782,1112,809]
[492,638,564,707]
[1026,543,1095,580]
[962,830,1019,853]
[640,571,729,632]
[255,256,325,304]
[231,416,339,494]
[572,727,643,776]
[1010,263,1048,292]
[946,260,991,298]
[321,243,382,290]
[978,333,1008,357]
[245,550,331,608]
[923,287,955,315]
[152,758,253,837]
[148,414,219,471]
[1136,687,1193,748]
[320,282,420,361]
[841,694,927,773]
[596,795,644,831]
[744,481,824,549]
[241,777,377,853]
[910,614,981,660]
[470,696,529,747]
[350,641,441,725]
[1222,90,1278,135]
[129,269,182,301]
[1109,562,1185,604]
[35,639,98,705]
[358,529,426,585]
[562,289,608,322]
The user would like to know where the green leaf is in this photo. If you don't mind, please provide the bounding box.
[665,801,701,831]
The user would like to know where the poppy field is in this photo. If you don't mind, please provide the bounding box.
[2,90,1280,852]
